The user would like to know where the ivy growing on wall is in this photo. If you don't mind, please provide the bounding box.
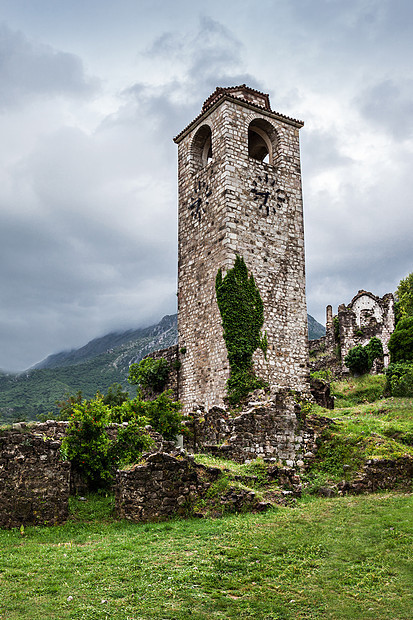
[215,255,267,405]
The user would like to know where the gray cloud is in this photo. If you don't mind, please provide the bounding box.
[0,23,98,108]
[0,3,412,369]
[356,79,413,139]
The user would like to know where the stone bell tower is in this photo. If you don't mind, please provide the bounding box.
[174,85,309,413]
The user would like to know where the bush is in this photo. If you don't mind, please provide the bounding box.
[61,397,113,490]
[310,369,333,383]
[388,316,413,363]
[344,338,384,376]
[344,345,370,375]
[61,395,157,489]
[386,363,413,397]
[366,337,384,367]
[128,357,171,392]
[143,391,184,441]
[111,420,154,468]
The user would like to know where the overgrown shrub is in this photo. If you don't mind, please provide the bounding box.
[310,369,333,382]
[111,420,154,469]
[386,363,413,397]
[366,337,384,367]
[128,357,171,393]
[388,316,413,363]
[143,391,183,441]
[61,397,113,489]
[61,389,183,489]
[344,344,370,375]
[344,338,384,376]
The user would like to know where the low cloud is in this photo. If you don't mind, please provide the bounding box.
[0,23,98,108]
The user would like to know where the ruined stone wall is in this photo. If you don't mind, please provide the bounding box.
[184,391,316,466]
[0,421,176,527]
[339,291,395,370]
[0,425,71,528]
[175,89,309,414]
[115,452,265,522]
[309,292,395,377]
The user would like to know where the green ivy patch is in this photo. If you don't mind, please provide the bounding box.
[215,255,267,405]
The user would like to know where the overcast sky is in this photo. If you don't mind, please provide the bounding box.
[0,0,412,372]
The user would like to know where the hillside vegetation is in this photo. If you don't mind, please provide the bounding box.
[0,313,324,424]
[0,315,178,423]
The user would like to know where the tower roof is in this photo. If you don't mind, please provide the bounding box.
[174,84,303,144]
[201,85,271,113]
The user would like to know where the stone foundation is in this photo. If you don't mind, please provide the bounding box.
[115,452,267,522]
[184,390,316,466]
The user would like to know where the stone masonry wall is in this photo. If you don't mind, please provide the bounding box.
[338,291,394,371]
[184,390,316,466]
[0,421,176,527]
[115,452,265,522]
[0,425,71,528]
[309,292,395,377]
[175,87,309,414]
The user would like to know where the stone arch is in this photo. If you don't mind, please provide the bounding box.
[248,118,278,165]
[191,124,212,169]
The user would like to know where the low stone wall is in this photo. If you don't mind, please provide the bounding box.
[0,421,176,527]
[184,390,317,466]
[337,457,413,494]
[115,452,268,522]
[0,427,71,528]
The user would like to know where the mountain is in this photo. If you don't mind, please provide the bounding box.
[0,315,178,423]
[0,313,324,423]
[33,314,178,370]
[308,314,325,340]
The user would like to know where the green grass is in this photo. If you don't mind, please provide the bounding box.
[1,492,412,619]
[331,374,387,407]
[306,381,413,491]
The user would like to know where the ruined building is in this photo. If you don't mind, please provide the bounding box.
[174,85,309,412]
[311,290,395,374]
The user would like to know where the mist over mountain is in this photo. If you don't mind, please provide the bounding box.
[0,313,324,423]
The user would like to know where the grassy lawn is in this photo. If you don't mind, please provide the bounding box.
[1,374,412,619]
[1,492,412,619]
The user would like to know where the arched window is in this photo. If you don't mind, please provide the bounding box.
[248,119,278,165]
[191,124,212,169]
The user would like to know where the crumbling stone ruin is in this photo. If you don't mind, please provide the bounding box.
[310,290,395,376]
[0,423,71,528]
[115,452,266,522]
[174,85,309,414]
[0,420,175,529]
[184,389,316,466]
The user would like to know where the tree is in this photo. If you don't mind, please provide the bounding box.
[366,336,384,367]
[345,338,384,375]
[395,272,413,322]
[128,357,170,393]
[344,344,370,375]
[388,316,413,363]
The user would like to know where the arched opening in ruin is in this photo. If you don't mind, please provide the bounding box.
[248,119,278,165]
[191,124,213,169]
